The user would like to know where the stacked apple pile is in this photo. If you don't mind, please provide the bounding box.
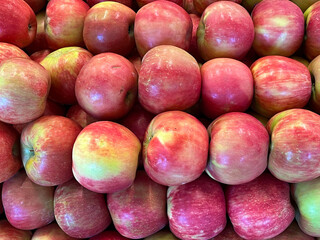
[1,0,320,239]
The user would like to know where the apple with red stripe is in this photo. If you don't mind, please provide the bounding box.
[0,220,32,240]
[32,222,82,240]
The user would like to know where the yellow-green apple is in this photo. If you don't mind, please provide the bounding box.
[0,220,32,240]
[241,0,262,12]
[86,0,132,8]
[267,109,320,183]
[193,0,242,15]
[291,0,318,12]
[54,179,111,238]
[89,230,130,240]
[2,170,54,230]
[75,53,138,120]
[226,172,295,239]
[44,0,89,50]
[206,112,269,185]
[307,54,320,113]
[200,58,253,119]
[21,115,82,186]
[30,49,51,63]
[189,14,201,61]
[40,47,92,105]
[213,222,243,240]
[72,121,141,193]
[271,220,315,240]
[24,0,46,13]
[197,1,254,60]
[0,58,51,124]
[107,170,167,238]
[143,111,208,186]
[83,2,135,56]
[32,222,81,240]
[304,1,320,60]
[0,121,21,183]
[250,56,311,118]
[252,0,304,57]
[292,177,320,237]
[145,229,179,240]
[138,45,201,114]
[66,104,97,128]
[136,0,183,8]
[0,0,36,48]
[168,174,226,239]
[134,0,192,57]
[0,42,30,64]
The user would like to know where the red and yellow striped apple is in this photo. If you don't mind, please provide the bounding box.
[0,42,29,64]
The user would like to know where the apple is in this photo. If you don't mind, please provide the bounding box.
[0,121,21,183]
[183,0,198,14]
[86,0,132,8]
[30,49,51,63]
[90,230,130,240]
[21,115,82,186]
[40,47,93,105]
[307,54,320,114]
[136,0,183,8]
[134,0,192,57]
[0,0,36,48]
[193,0,242,15]
[168,174,226,239]
[72,121,141,193]
[107,170,168,239]
[267,108,320,183]
[138,45,201,114]
[241,0,262,12]
[54,178,112,238]
[250,56,311,118]
[251,0,304,57]
[127,50,142,74]
[247,109,269,126]
[75,53,138,120]
[197,1,254,60]
[83,2,136,56]
[0,183,3,214]
[144,229,179,240]
[292,177,320,237]
[213,222,243,240]
[0,58,51,125]
[32,222,81,240]
[200,58,253,119]
[226,172,295,239]
[291,56,310,67]
[143,111,208,186]
[0,42,30,64]
[2,170,55,230]
[271,220,315,240]
[304,1,320,60]
[0,220,32,240]
[188,14,201,61]
[66,104,97,128]
[24,0,47,13]
[44,0,89,50]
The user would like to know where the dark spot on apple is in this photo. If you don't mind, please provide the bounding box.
[111,65,121,69]
[12,140,20,158]
[28,24,32,31]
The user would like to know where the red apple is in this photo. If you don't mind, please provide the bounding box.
[24,0,46,13]
[193,0,242,15]
[83,2,136,56]
[72,121,141,193]
[250,56,311,118]
[30,49,51,63]
[0,58,51,124]
[252,0,304,57]
[134,0,192,57]
[44,0,89,50]
[138,45,201,114]
[54,179,111,238]
[226,172,295,239]
[189,14,201,61]
[308,54,320,113]
[143,111,208,186]
[66,104,97,128]
[90,230,130,240]
[0,0,36,48]
[213,222,243,240]
[32,222,81,240]
[0,42,30,64]
[75,53,138,120]
[267,109,320,183]
[200,58,253,119]
[0,183,3,214]
[0,220,32,240]
[2,170,54,230]
[197,1,254,60]
[107,170,168,239]
[40,47,93,105]
[271,220,315,240]
[21,115,82,186]
[136,0,183,8]
[144,229,179,240]
[168,174,226,239]
[86,0,132,8]
[128,51,142,74]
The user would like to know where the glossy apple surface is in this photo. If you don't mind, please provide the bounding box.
[0,220,32,240]
[0,42,29,64]
[66,104,97,128]
[304,2,320,60]
[193,0,241,15]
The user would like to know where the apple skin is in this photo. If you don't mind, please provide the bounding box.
[86,0,132,8]
[30,49,51,63]
[89,230,130,240]
[168,174,226,239]
[252,0,304,57]
[206,112,269,185]
[136,0,183,8]
[83,2,136,56]
[193,0,242,15]
[213,222,243,240]
[2,170,55,230]
[307,54,320,114]
[54,178,112,239]
[200,58,253,119]
[197,1,254,61]
[226,172,295,239]
[40,47,93,105]
[66,104,97,128]
[44,0,89,50]
[134,0,192,57]
[304,2,320,60]
[75,53,138,120]
[0,58,51,125]
[143,111,208,186]
[0,0,36,48]
[0,42,30,64]
[24,0,46,13]
[267,109,320,183]
[271,220,315,240]
[0,220,32,240]
[183,0,198,14]
[72,121,141,193]
[32,222,81,240]
[128,52,142,74]
[107,170,168,239]
[144,229,179,240]
[250,56,311,118]
[138,45,201,114]
[189,14,201,61]
[21,115,82,186]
